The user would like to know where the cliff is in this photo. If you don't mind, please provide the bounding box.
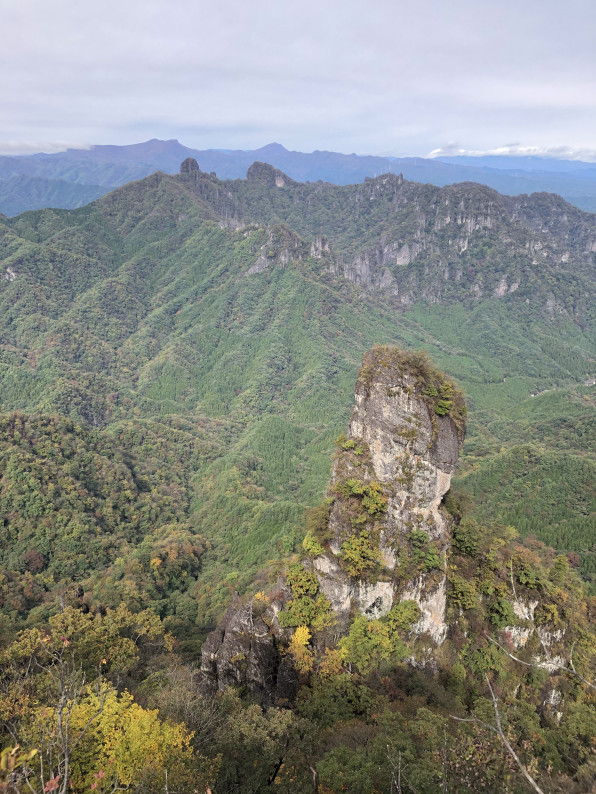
[173,162,596,315]
[200,346,467,695]
[199,589,300,703]
[310,347,466,642]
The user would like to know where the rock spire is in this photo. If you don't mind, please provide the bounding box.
[200,346,466,696]
[311,346,466,643]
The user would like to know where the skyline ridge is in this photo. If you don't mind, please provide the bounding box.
[2,136,596,218]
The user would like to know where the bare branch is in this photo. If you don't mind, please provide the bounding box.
[450,714,497,734]
[451,677,545,794]
[484,675,545,794]
[485,633,596,690]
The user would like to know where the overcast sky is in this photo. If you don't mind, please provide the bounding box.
[2,0,595,158]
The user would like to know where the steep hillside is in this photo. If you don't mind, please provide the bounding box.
[198,348,596,792]
[0,164,594,636]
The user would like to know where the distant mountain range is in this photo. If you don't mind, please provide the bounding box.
[1,139,596,216]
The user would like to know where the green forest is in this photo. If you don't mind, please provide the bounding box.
[0,165,594,791]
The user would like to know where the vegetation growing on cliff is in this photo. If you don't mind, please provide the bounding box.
[5,513,592,793]
[358,346,468,441]
[337,600,421,674]
[277,563,333,632]
[1,339,595,792]
[0,170,593,636]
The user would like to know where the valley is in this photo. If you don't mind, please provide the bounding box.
[0,161,593,637]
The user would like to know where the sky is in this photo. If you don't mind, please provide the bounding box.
[1,0,596,159]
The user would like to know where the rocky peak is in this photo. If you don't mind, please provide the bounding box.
[199,347,467,696]
[352,346,464,470]
[311,347,466,640]
[246,161,295,188]
[180,157,200,174]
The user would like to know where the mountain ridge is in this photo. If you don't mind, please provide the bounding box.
[2,138,596,215]
[0,161,594,635]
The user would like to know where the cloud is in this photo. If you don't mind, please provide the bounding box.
[0,141,91,156]
[428,143,596,162]
[1,0,595,156]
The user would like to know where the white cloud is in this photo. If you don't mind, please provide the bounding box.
[428,143,596,162]
[0,141,91,156]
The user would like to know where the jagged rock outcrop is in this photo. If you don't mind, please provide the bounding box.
[311,347,465,642]
[247,224,310,274]
[200,347,466,695]
[200,585,299,703]
[172,163,596,316]
[324,179,596,309]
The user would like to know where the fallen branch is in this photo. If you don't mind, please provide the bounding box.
[485,634,595,691]
[451,675,545,794]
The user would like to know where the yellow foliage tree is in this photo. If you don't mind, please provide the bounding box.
[26,683,200,792]
[288,626,314,673]
[318,647,345,679]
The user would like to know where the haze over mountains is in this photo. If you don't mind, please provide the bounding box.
[2,138,596,216]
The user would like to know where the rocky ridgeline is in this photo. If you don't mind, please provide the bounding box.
[200,347,466,699]
[175,160,595,315]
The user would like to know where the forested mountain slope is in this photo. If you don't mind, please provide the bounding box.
[0,162,594,637]
[2,348,594,794]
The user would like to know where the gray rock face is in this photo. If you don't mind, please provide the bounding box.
[199,347,466,697]
[199,587,299,702]
[311,178,596,311]
[171,161,595,317]
[247,225,310,274]
[313,347,466,641]
[246,161,296,188]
